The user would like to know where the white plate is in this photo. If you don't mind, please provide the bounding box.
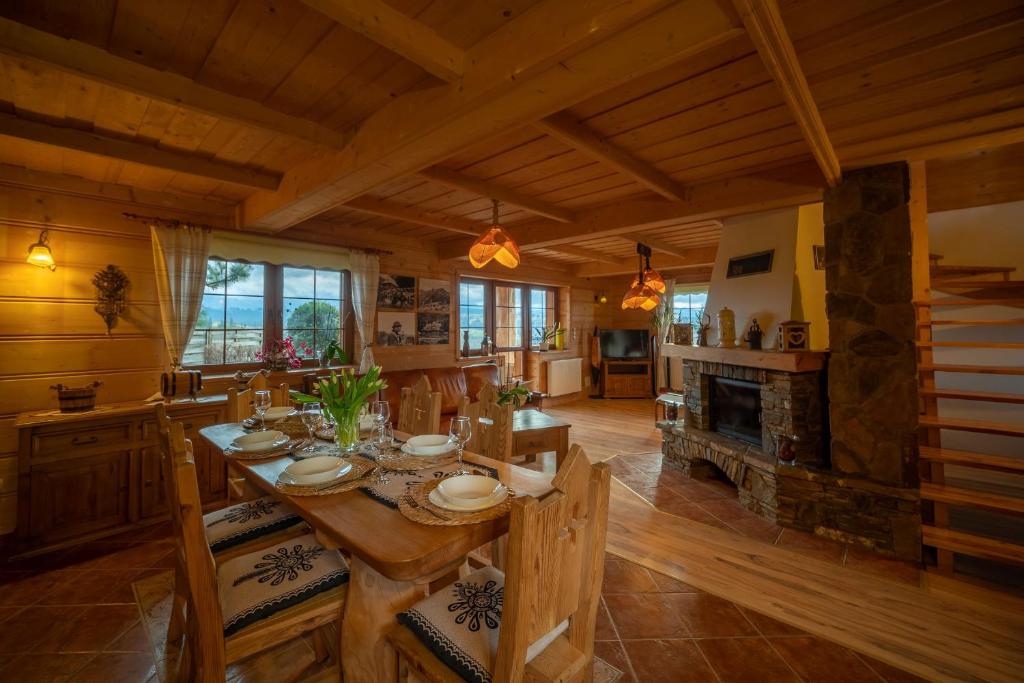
[401,441,456,458]
[437,475,501,505]
[278,461,354,488]
[230,434,289,452]
[263,407,295,420]
[428,484,508,512]
[283,456,350,485]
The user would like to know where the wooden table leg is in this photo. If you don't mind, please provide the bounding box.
[555,427,569,469]
[341,557,429,683]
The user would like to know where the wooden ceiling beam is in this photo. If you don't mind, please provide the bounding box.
[621,232,710,259]
[239,0,743,231]
[534,112,690,202]
[574,246,718,277]
[436,161,824,259]
[0,17,349,150]
[419,166,575,223]
[732,0,841,187]
[298,0,464,82]
[344,196,483,235]
[537,244,623,264]
[0,113,281,190]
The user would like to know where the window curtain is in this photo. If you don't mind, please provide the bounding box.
[150,223,211,369]
[655,278,676,391]
[349,252,380,373]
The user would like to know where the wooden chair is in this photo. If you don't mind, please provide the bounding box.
[388,446,611,682]
[166,420,349,681]
[457,382,513,462]
[398,375,443,436]
[153,405,307,650]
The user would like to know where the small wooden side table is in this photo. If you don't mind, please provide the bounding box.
[512,408,571,467]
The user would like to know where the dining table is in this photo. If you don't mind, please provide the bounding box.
[199,422,555,683]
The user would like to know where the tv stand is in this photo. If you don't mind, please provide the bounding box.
[601,359,652,398]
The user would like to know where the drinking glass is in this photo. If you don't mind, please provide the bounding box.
[448,415,472,476]
[253,390,272,431]
[371,423,391,484]
[371,400,390,427]
[300,403,322,452]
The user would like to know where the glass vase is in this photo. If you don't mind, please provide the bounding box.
[333,407,362,453]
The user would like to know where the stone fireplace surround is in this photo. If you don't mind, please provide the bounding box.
[659,345,920,560]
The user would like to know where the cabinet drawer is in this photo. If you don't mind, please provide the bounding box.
[31,421,133,457]
[514,432,560,454]
[142,410,220,440]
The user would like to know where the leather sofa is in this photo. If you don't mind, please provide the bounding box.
[380,362,500,431]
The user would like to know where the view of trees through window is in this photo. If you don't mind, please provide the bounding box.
[672,289,709,326]
[185,259,348,367]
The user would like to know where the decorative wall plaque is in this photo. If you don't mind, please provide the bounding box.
[93,264,129,334]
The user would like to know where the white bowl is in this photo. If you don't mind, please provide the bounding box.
[429,484,508,512]
[263,406,293,420]
[232,430,286,451]
[283,456,350,485]
[404,434,453,456]
[437,475,501,504]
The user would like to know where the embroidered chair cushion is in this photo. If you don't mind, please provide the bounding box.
[217,533,350,637]
[204,496,305,554]
[396,566,567,683]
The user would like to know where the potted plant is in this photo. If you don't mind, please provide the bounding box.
[497,383,532,410]
[534,323,560,351]
[256,337,303,371]
[319,340,348,368]
[291,367,387,452]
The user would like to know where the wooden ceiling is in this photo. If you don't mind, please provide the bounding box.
[0,0,1021,277]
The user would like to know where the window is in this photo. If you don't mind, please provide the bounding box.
[185,259,350,369]
[186,259,266,366]
[283,267,345,359]
[672,288,708,326]
[457,278,560,379]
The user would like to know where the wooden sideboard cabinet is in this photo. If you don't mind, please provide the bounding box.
[601,359,653,398]
[14,397,227,554]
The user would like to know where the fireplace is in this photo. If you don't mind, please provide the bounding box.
[710,377,761,447]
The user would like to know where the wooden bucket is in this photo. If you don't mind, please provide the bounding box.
[51,382,102,412]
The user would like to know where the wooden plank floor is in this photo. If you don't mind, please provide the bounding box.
[606,480,1024,683]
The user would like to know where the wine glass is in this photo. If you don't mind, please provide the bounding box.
[371,400,390,427]
[300,403,322,452]
[253,390,272,431]
[371,423,391,484]
[448,416,472,476]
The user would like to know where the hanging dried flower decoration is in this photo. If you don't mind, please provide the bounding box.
[93,264,130,334]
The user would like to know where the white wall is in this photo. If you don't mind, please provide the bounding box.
[705,207,801,349]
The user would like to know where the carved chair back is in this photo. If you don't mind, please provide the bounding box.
[397,374,442,436]
[457,382,513,462]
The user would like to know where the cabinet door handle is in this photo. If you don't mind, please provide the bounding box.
[72,436,99,446]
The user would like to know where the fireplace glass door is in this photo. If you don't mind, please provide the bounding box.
[710,377,762,447]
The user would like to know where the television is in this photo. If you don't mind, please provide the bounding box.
[600,329,649,359]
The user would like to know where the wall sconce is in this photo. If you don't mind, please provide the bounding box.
[93,264,130,334]
[595,293,608,304]
[26,229,56,271]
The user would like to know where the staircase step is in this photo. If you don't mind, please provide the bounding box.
[919,415,1024,437]
[918,363,1024,376]
[919,388,1024,404]
[933,280,1024,289]
[922,526,1024,566]
[916,340,1024,350]
[931,264,1016,278]
[921,483,1024,516]
[920,446,1024,472]
[918,319,1024,327]
[916,299,1024,307]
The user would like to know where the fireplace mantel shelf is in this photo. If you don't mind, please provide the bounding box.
[661,344,827,372]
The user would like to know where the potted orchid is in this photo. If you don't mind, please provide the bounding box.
[255,336,303,371]
[291,367,387,452]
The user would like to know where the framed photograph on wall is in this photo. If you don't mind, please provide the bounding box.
[418,277,452,313]
[417,313,450,345]
[726,249,775,279]
[376,312,416,346]
[813,244,826,270]
[377,274,416,310]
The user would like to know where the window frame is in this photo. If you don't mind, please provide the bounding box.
[456,277,560,356]
[184,259,353,373]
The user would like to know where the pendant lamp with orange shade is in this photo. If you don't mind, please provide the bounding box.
[469,199,520,269]
[622,243,661,311]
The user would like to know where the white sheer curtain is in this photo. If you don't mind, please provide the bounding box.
[150,223,211,369]
[348,252,380,373]
[656,278,676,390]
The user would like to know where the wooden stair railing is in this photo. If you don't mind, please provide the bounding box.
[917,388,1024,405]
[916,298,1024,307]
[918,416,1024,438]
[919,446,1024,472]
[921,526,1024,567]
[920,483,1024,517]
[917,363,1024,376]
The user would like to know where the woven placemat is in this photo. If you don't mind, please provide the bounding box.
[274,457,376,496]
[380,447,457,471]
[224,437,308,461]
[397,477,514,526]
